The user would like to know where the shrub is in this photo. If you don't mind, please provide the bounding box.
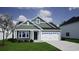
[61,37,70,40]
[18,40,23,43]
[8,38,17,42]
[30,39,34,42]
[7,38,12,41]
[24,40,29,42]
[61,37,66,40]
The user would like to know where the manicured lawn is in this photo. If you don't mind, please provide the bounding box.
[62,38,79,43]
[0,40,60,51]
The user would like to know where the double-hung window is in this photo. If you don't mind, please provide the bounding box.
[17,31,29,38]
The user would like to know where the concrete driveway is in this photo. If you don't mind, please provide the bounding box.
[43,40,79,51]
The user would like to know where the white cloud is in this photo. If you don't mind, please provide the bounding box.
[69,8,72,11]
[42,17,53,22]
[38,9,53,22]
[39,9,51,17]
[17,15,28,22]
[69,7,79,11]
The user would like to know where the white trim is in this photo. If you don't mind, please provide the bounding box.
[15,29,41,31]
[29,20,43,30]
[31,15,39,21]
[16,21,26,27]
[42,29,61,32]
[31,16,58,28]
[39,17,57,28]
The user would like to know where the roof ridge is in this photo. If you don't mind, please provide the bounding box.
[60,16,79,26]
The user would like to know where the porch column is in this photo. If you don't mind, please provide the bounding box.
[38,31,41,40]
[30,31,34,40]
[14,31,17,39]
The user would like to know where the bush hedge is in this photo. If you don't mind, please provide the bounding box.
[8,38,17,42]
[24,40,29,42]
[7,38,34,43]
[61,37,66,40]
[30,39,34,42]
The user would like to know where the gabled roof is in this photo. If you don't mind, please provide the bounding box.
[32,16,60,29]
[15,20,42,30]
[49,22,60,29]
[60,16,79,26]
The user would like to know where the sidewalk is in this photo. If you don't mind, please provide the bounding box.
[44,40,79,51]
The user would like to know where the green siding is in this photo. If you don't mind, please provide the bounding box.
[32,17,60,30]
[38,23,53,29]
[32,17,53,29]
[16,21,39,29]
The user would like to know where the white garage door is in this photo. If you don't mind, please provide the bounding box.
[41,32,60,40]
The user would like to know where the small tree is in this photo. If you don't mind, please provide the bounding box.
[0,14,14,45]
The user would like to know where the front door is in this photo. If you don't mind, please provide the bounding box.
[34,31,38,40]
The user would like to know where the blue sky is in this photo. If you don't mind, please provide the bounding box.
[0,7,79,25]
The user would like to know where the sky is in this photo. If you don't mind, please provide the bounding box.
[0,7,79,25]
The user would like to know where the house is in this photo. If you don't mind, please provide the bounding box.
[0,27,12,40]
[0,16,61,41]
[60,16,79,39]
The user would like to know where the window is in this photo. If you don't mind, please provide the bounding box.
[26,32,29,38]
[27,22,29,25]
[36,19,40,24]
[17,31,29,38]
[66,32,70,36]
[23,32,25,37]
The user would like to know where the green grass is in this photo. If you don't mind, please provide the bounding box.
[0,40,60,51]
[62,38,79,43]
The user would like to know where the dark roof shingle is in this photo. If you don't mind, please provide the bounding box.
[60,16,79,26]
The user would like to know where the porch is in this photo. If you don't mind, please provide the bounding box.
[14,30,41,41]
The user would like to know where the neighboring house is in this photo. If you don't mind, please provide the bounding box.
[0,16,61,41]
[0,27,12,40]
[60,16,79,39]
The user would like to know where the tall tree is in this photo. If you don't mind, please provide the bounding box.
[0,14,14,45]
